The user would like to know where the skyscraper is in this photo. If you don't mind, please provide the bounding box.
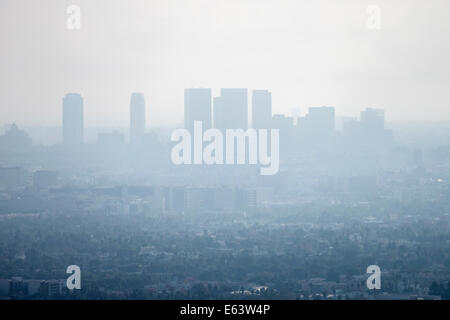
[272,114,295,147]
[343,108,392,148]
[62,93,84,146]
[300,106,335,135]
[213,88,248,131]
[252,90,272,129]
[360,108,392,146]
[130,93,146,145]
[360,108,384,132]
[184,88,212,133]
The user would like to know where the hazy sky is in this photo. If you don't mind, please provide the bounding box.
[0,0,449,127]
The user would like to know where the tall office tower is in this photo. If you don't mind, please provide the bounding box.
[272,114,295,147]
[303,106,335,135]
[184,88,212,133]
[213,88,248,131]
[360,108,392,145]
[62,93,84,146]
[272,114,294,132]
[130,93,146,145]
[252,90,272,129]
[360,108,384,131]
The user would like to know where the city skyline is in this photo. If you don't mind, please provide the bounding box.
[55,89,390,146]
[1,0,449,305]
[1,87,413,147]
[1,85,449,129]
[1,0,450,127]
[1,88,396,149]
[2,88,402,130]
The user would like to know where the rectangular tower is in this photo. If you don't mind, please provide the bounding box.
[184,88,212,133]
[252,90,272,129]
[214,88,248,131]
[130,92,146,145]
[62,93,84,146]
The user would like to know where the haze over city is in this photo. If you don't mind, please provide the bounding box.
[1,0,450,127]
[0,0,449,303]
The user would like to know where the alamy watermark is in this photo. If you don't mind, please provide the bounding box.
[171,121,280,175]
[366,5,381,30]
[366,265,381,290]
[66,5,81,30]
[66,265,81,290]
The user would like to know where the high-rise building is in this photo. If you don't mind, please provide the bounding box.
[213,96,225,130]
[214,88,248,131]
[130,93,146,145]
[62,93,84,146]
[272,114,295,148]
[252,90,272,129]
[343,108,392,148]
[360,108,384,132]
[0,124,32,150]
[272,114,294,133]
[184,88,212,133]
[360,108,392,146]
[299,106,335,137]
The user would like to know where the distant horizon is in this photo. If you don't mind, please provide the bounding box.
[2,116,450,130]
[2,1,450,126]
[1,88,450,127]
[2,116,450,148]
